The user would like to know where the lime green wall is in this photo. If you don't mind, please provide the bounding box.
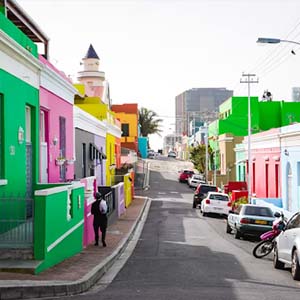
[124,173,132,207]
[75,101,108,121]
[0,70,39,196]
[281,101,300,126]
[218,97,260,136]
[106,133,115,186]
[258,101,281,130]
[0,13,38,57]
[34,185,84,274]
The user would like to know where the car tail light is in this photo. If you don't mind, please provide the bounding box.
[205,199,210,204]
[227,202,232,207]
[240,218,250,224]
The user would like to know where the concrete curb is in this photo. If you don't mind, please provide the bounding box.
[0,197,150,300]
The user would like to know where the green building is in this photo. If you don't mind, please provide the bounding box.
[208,96,300,186]
[0,1,84,274]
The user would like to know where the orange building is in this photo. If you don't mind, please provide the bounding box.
[111,103,139,153]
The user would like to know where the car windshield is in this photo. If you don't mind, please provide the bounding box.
[244,206,273,217]
[193,175,202,180]
[209,194,228,201]
[200,185,217,193]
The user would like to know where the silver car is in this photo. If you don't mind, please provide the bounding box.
[188,174,205,188]
[274,211,300,280]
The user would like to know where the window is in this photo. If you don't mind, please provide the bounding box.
[25,106,31,143]
[82,143,86,178]
[275,164,279,197]
[265,164,269,197]
[252,163,255,194]
[286,213,300,230]
[40,111,46,143]
[121,123,129,137]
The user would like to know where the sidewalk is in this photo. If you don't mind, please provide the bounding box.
[0,196,149,300]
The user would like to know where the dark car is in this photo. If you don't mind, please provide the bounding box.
[227,204,275,239]
[193,184,218,208]
[178,169,194,183]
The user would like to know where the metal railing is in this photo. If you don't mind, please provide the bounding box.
[0,194,33,248]
[134,159,150,189]
[103,191,114,216]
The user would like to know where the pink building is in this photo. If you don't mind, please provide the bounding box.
[244,128,281,198]
[39,55,78,183]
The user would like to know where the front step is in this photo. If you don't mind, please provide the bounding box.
[0,248,33,260]
[0,260,42,274]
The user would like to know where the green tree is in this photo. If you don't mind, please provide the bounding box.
[189,144,212,174]
[139,107,163,137]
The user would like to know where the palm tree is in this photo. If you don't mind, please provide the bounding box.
[139,107,163,137]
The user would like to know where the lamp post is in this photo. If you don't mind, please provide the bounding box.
[257,37,300,46]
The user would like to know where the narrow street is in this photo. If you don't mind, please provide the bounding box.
[65,158,300,300]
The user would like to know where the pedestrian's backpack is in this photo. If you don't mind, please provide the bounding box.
[99,199,108,214]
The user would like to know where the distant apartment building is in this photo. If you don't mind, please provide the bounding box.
[292,87,300,102]
[163,134,182,153]
[175,88,233,135]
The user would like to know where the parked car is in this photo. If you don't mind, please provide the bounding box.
[227,204,275,239]
[188,174,205,188]
[193,184,218,208]
[178,169,194,183]
[200,192,230,217]
[274,211,300,280]
[147,149,155,158]
[148,152,155,159]
[168,151,177,158]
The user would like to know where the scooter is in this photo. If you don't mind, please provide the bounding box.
[252,211,286,259]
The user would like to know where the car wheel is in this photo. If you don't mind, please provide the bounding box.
[291,250,300,280]
[202,210,207,216]
[273,245,284,269]
[234,227,241,239]
[226,222,232,234]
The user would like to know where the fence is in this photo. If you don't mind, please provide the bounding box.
[0,194,33,248]
[134,159,150,189]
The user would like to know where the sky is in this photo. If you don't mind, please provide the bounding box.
[17,0,300,150]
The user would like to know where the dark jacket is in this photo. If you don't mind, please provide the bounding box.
[91,199,107,225]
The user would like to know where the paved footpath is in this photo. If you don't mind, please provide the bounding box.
[0,196,149,300]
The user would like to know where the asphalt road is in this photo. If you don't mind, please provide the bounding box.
[65,157,300,300]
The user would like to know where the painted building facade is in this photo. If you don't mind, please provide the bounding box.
[0,2,85,274]
[39,55,77,183]
[280,123,300,213]
[111,103,139,153]
[237,128,281,199]
[209,96,300,186]
[73,106,107,186]
[0,7,40,197]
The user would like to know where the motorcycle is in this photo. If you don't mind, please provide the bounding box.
[252,211,286,259]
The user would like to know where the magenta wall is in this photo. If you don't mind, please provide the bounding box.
[80,177,97,247]
[252,147,281,199]
[40,87,74,182]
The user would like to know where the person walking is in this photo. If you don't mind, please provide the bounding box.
[91,192,108,247]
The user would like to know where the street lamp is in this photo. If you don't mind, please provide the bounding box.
[257,37,300,46]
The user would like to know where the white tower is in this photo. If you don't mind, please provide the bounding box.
[77,44,105,88]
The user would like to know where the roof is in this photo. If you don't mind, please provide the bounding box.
[84,44,99,59]
[6,0,49,58]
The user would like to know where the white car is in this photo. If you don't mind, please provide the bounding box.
[274,211,300,280]
[168,151,176,158]
[200,192,230,217]
[188,174,205,188]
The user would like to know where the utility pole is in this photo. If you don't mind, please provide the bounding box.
[240,73,259,202]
